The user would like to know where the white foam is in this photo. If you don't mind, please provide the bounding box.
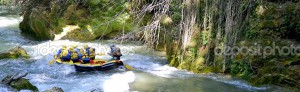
[0,16,22,27]
[29,73,52,83]
[103,71,136,92]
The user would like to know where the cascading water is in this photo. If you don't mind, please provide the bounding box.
[0,15,290,92]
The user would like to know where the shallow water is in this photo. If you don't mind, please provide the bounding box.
[0,15,291,92]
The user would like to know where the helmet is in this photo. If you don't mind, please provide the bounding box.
[84,44,89,49]
[90,48,95,52]
[109,44,115,48]
[71,50,76,53]
[62,45,67,49]
[69,47,74,51]
[72,44,78,48]
[79,49,84,53]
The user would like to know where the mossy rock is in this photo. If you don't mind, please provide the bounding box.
[10,78,38,91]
[44,87,64,92]
[0,46,30,60]
[27,12,53,40]
[20,0,133,41]
[62,28,96,41]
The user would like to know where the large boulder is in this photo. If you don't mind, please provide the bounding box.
[44,87,64,92]
[0,46,30,59]
[1,73,38,91]
[19,0,133,41]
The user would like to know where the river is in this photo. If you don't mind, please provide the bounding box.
[0,15,290,92]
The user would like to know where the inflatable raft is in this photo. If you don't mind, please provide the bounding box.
[55,59,124,72]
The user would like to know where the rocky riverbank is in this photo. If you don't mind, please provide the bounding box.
[0,46,29,59]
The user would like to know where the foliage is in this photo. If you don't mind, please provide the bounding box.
[158,0,300,90]
[20,0,133,41]
[0,0,14,5]
[229,60,254,79]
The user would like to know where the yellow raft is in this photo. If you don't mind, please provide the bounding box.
[55,59,124,72]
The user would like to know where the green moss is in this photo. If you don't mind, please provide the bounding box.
[169,55,179,67]
[20,0,133,41]
[190,57,205,73]
[10,78,38,91]
[178,61,191,70]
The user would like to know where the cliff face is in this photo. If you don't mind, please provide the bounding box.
[19,0,133,41]
[161,0,300,89]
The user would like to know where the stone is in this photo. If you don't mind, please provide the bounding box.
[1,73,38,91]
[44,87,64,92]
[0,46,29,59]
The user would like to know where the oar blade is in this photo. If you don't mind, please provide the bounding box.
[48,60,55,65]
[48,55,57,65]
[69,60,74,65]
[124,64,134,70]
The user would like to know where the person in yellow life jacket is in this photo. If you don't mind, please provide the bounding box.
[69,47,80,62]
[72,45,80,53]
[82,44,91,64]
[83,44,96,63]
[108,44,122,61]
[78,48,84,61]
[89,48,96,60]
[57,45,71,61]
[57,45,66,57]
[81,52,90,64]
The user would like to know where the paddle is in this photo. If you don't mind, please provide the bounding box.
[69,60,74,65]
[98,52,134,70]
[48,59,55,65]
[123,64,134,70]
[48,55,57,65]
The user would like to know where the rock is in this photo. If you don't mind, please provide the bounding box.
[91,89,102,92]
[19,0,133,41]
[10,78,38,91]
[1,73,38,91]
[44,87,64,92]
[0,46,30,59]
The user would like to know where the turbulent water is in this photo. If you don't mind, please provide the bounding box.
[0,15,291,92]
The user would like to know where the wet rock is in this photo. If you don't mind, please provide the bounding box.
[20,0,133,41]
[0,46,30,59]
[44,87,64,92]
[1,73,38,91]
[91,89,102,92]
[10,78,38,91]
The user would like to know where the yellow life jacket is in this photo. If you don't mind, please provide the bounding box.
[89,48,96,58]
[60,49,69,57]
[82,52,90,59]
[71,50,78,59]
[79,49,84,54]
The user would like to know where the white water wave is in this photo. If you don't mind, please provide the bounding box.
[103,71,136,92]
